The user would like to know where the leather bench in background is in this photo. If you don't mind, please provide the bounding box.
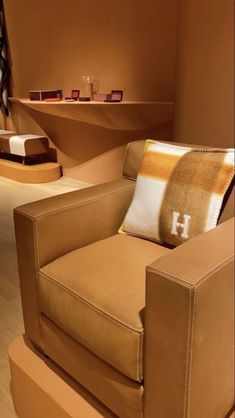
[0,129,49,162]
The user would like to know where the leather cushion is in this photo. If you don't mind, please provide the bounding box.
[40,314,144,418]
[38,234,170,381]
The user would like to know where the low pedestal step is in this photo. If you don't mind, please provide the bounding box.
[0,158,61,183]
[0,130,61,183]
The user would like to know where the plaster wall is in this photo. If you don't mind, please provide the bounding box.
[4,0,178,182]
[174,0,234,148]
[3,0,234,183]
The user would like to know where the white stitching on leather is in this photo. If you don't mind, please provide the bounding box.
[32,218,45,350]
[40,270,144,334]
[147,253,234,288]
[136,329,144,381]
[14,183,134,221]
[183,287,196,418]
[39,271,143,381]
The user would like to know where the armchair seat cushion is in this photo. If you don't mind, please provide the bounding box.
[38,234,170,382]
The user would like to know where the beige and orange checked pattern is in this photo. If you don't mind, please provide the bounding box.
[119,140,234,247]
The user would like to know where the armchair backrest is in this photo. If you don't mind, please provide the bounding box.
[122,140,145,181]
[122,140,234,223]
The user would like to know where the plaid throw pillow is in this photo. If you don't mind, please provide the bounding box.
[119,140,234,247]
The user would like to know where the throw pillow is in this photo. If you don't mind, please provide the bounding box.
[119,140,234,247]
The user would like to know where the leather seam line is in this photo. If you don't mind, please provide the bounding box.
[39,312,143,383]
[138,331,144,381]
[14,184,134,221]
[123,175,137,181]
[32,219,45,351]
[183,287,195,418]
[147,253,234,287]
[39,270,144,335]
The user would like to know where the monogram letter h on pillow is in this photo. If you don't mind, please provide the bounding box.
[119,140,234,247]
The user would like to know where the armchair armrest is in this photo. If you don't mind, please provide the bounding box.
[144,218,234,418]
[14,178,134,348]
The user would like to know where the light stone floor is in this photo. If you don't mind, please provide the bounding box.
[1,176,234,418]
[0,175,91,418]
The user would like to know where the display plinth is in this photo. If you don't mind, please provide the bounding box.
[9,336,117,418]
[0,159,61,183]
[9,98,174,131]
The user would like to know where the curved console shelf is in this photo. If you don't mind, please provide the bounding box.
[9,98,174,132]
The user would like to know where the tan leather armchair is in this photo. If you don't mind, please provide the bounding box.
[14,140,234,418]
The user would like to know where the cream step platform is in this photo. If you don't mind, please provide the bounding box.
[9,336,235,418]
[9,336,117,418]
[0,159,61,183]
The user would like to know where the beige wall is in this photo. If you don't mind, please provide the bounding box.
[174,0,234,147]
[3,0,233,183]
[5,0,178,101]
[4,0,178,182]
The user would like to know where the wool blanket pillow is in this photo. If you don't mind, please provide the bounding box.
[119,140,234,247]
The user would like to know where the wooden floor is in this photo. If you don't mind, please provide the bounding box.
[0,175,91,417]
